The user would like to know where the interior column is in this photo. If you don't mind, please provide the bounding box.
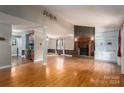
[42,26,47,64]
[121,25,124,74]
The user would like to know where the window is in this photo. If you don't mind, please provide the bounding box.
[56,39,64,50]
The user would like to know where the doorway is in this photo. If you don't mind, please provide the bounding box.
[12,36,21,57]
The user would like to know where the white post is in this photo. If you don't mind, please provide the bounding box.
[34,26,47,64]
[63,38,65,55]
[42,26,48,64]
[121,25,124,74]
[55,38,57,55]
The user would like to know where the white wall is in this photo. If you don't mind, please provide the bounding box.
[64,36,74,50]
[0,23,12,68]
[48,38,56,49]
[95,27,118,63]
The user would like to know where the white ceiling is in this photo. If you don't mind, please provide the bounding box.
[0,12,39,33]
[0,11,72,38]
[0,12,37,26]
[2,6,124,38]
[44,5,124,27]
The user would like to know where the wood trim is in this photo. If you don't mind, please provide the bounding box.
[65,50,73,55]
[48,49,55,53]
[48,49,74,55]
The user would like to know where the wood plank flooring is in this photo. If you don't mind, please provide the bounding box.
[0,55,123,87]
[12,56,33,66]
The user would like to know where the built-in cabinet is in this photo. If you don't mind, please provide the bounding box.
[95,27,118,63]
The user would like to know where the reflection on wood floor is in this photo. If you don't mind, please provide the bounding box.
[12,56,33,66]
[0,55,123,87]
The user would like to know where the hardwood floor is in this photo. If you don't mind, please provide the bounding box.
[0,55,123,87]
[12,56,33,66]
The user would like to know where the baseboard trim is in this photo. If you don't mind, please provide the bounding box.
[34,59,43,62]
[65,54,72,57]
[12,54,21,57]
[0,65,12,69]
[95,59,117,63]
[12,54,17,56]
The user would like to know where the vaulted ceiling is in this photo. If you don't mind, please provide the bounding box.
[0,12,40,33]
[44,5,124,27]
